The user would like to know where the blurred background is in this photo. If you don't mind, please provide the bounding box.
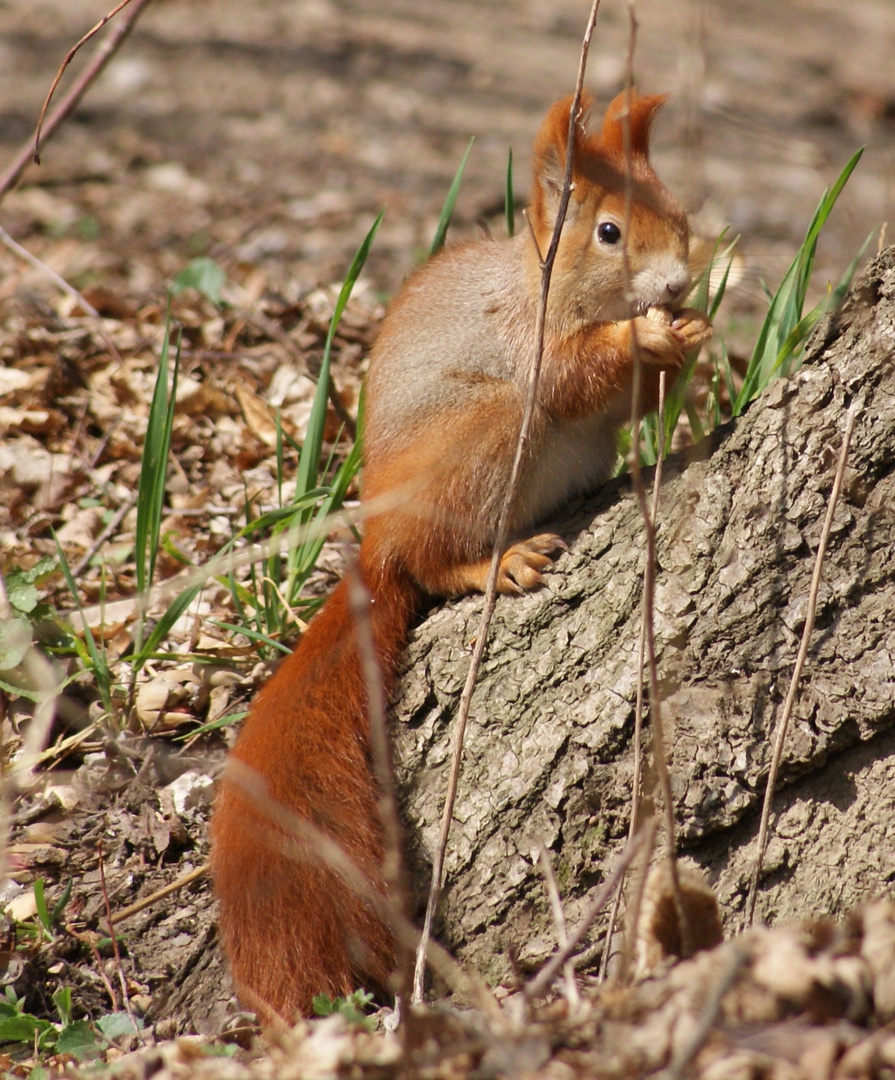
[1,0,894,328]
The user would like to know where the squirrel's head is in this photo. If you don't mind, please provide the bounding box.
[529,89,691,326]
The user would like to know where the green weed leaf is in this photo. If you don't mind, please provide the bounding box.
[430,137,474,256]
[96,1011,143,1039]
[171,256,226,305]
[505,147,515,238]
[56,1020,103,1060]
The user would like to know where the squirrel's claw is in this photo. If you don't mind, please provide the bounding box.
[498,533,567,593]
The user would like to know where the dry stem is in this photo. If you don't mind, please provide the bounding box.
[0,0,154,199]
[112,862,209,924]
[411,0,603,1004]
[620,0,692,960]
[523,824,649,1002]
[599,371,667,981]
[0,225,123,366]
[744,403,858,926]
[662,945,748,1080]
[97,843,144,1043]
[538,842,581,1008]
[343,549,414,1007]
[33,0,149,165]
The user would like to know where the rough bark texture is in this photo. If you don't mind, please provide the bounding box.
[392,248,895,984]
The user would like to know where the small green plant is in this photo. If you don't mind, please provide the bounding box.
[213,214,380,651]
[733,148,866,415]
[53,309,205,719]
[0,984,141,1064]
[312,989,375,1028]
[628,148,866,467]
[0,559,56,699]
[170,255,227,306]
[430,137,475,256]
[31,877,72,944]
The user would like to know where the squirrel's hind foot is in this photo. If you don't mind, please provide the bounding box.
[497,533,568,594]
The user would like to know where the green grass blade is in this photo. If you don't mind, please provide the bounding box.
[53,532,112,711]
[135,312,181,594]
[430,137,475,256]
[184,708,249,737]
[33,878,51,933]
[295,212,384,515]
[276,407,285,507]
[285,215,382,608]
[290,435,363,584]
[135,581,203,661]
[505,147,515,238]
[708,251,735,322]
[51,877,73,924]
[210,620,294,654]
[733,148,863,416]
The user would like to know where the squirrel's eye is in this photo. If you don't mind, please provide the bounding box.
[597,221,622,245]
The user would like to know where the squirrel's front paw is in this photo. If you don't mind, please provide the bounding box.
[632,309,713,367]
[631,314,685,367]
[671,308,714,351]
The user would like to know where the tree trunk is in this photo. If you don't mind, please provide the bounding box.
[392,247,895,983]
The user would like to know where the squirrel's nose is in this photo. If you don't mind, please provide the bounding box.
[666,276,689,302]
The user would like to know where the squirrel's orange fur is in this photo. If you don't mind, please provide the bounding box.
[210,89,712,1023]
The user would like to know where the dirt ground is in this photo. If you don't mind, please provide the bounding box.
[4,0,895,302]
[2,0,895,1065]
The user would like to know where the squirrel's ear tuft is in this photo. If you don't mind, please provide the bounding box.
[529,93,593,239]
[597,88,669,161]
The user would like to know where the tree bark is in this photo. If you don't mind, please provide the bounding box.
[392,247,895,983]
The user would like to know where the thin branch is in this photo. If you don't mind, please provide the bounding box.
[600,370,667,981]
[248,308,358,440]
[71,495,138,578]
[744,403,857,926]
[662,946,748,1080]
[112,862,209,924]
[33,0,147,164]
[0,0,154,199]
[538,842,580,1008]
[523,824,648,1002]
[97,843,144,1044]
[620,0,692,960]
[0,225,123,366]
[411,0,603,1003]
[619,815,659,981]
[343,548,413,1005]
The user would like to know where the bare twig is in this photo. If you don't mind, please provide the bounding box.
[343,548,413,1004]
[0,0,154,198]
[249,308,358,440]
[600,371,667,981]
[97,843,144,1044]
[33,0,147,164]
[620,0,692,960]
[744,404,857,926]
[0,225,124,366]
[662,946,748,1080]
[71,494,138,578]
[112,862,209,924]
[411,0,603,1005]
[523,824,648,1002]
[225,757,502,1020]
[538,842,581,1008]
[618,815,659,981]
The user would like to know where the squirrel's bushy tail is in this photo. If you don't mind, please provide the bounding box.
[210,555,418,1023]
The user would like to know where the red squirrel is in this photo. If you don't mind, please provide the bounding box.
[211,89,713,1023]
